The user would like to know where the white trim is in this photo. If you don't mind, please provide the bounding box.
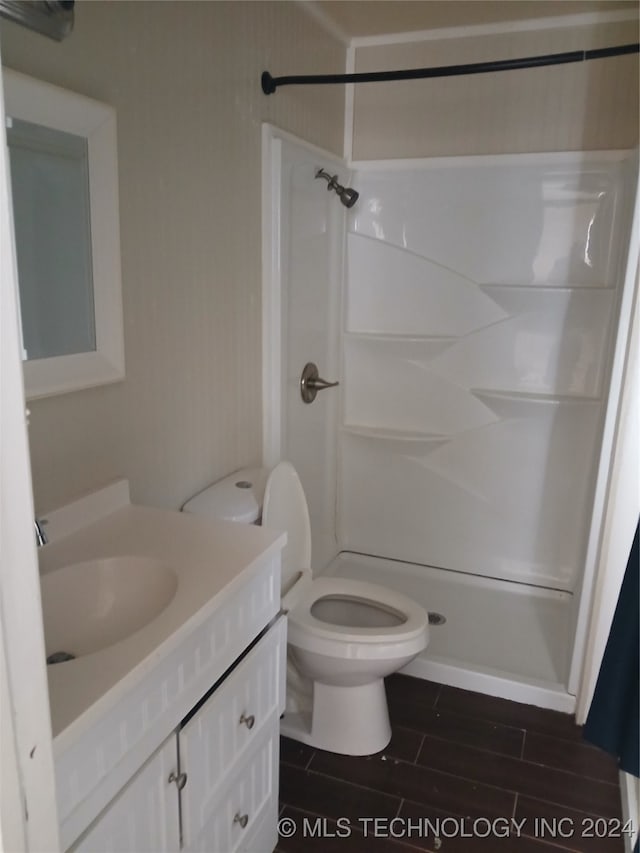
[620,770,640,853]
[343,44,355,163]
[295,0,351,44]
[4,68,125,401]
[576,274,638,714]
[569,152,640,707]
[0,631,26,852]
[574,273,638,715]
[349,150,631,171]
[262,123,346,167]
[261,124,282,469]
[350,9,639,48]
[0,58,60,851]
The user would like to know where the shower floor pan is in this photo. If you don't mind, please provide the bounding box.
[324,552,575,713]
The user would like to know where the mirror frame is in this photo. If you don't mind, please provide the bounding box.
[4,68,124,399]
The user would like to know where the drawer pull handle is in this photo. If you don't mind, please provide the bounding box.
[233,812,249,829]
[168,771,188,791]
[239,712,255,730]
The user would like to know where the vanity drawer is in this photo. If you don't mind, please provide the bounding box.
[179,617,285,846]
[182,715,279,853]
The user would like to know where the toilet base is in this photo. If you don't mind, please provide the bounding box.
[280,678,391,756]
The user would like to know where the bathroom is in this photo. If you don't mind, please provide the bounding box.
[0,1,638,850]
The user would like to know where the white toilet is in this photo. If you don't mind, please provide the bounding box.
[183,461,429,756]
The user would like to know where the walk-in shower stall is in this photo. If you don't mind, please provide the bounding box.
[262,124,638,714]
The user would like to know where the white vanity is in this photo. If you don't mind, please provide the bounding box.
[39,481,286,852]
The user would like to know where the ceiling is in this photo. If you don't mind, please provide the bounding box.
[315,1,639,39]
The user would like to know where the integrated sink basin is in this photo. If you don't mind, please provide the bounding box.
[41,556,178,660]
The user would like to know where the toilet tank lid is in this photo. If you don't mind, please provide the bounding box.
[182,468,267,524]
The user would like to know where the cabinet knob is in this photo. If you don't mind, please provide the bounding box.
[233,812,249,829]
[168,770,188,791]
[239,712,255,730]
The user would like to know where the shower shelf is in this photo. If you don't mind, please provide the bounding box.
[478,283,612,292]
[341,424,451,445]
[471,388,600,405]
[343,332,457,359]
[345,331,457,343]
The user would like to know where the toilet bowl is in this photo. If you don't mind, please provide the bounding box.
[282,575,428,754]
[183,461,429,755]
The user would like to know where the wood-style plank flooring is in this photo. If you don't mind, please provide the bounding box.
[277,674,626,852]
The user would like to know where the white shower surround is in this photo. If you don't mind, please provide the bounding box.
[340,153,629,592]
[262,124,637,713]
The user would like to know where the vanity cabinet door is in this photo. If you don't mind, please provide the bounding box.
[69,735,180,853]
[183,723,279,853]
[179,617,286,851]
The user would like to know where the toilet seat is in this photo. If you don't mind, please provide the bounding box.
[288,577,428,659]
[263,462,429,660]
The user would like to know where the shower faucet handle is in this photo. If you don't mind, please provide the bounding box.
[300,362,339,404]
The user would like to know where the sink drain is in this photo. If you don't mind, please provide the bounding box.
[47,651,76,665]
[428,612,446,626]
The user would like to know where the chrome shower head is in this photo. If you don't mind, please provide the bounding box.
[315,168,359,208]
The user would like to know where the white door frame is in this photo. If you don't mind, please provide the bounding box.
[0,56,60,851]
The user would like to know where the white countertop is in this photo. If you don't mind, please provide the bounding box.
[39,504,285,752]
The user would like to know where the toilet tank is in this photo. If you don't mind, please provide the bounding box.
[182,468,267,524]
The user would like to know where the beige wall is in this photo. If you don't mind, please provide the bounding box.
[320,1,638,38]
[1,1,345,513]
[351,16,639,158]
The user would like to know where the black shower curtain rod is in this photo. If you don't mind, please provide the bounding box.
[261,42,639,94]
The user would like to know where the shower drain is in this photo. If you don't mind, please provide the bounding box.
[47,651,76,665]
[428,612,446,626]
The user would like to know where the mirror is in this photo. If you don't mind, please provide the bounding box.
[4,69,124,399]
